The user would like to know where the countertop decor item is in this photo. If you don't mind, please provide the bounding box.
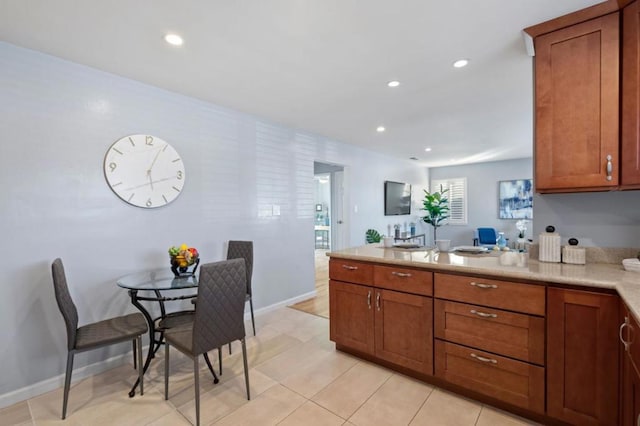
[562,238,586,265]
[539,225,561,263]
[622,258,640,272]
[168,244,200,277]
[365,229,382,244]
[421,185,449,244]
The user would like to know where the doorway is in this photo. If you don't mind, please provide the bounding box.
[289,161,346,318]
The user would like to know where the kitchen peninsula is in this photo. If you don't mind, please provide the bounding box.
[328,244,640,425]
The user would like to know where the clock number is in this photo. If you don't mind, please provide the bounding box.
[145,136,154,146]
[109,162,117,172]
[146,198,152,207]
[177,170,183,180]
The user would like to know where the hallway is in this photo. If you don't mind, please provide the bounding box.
[288,249,329,318]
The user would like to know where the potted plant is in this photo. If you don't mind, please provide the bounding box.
[421,185,449,244]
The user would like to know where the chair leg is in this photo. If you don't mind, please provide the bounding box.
[202,353,219,383]
[137,335,144,395]
[241,338,250,400]
[164,343,170,400]
[228,342,232,355]
[194,356,200,426]
[62,351,74,420]
[249,297,256,336]
[132,340,137,370]
[218,347,223,375]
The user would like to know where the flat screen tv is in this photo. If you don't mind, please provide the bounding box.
[384,181,411,215]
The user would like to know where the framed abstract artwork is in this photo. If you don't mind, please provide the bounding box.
[499,179,533,219]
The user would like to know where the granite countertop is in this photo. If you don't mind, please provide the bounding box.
[327,244,640,320]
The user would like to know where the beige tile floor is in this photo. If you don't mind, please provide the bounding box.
[0,307,540,426]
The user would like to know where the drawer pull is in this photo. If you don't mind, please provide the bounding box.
[367,290,372,310]
[470,282,498,289]
[470,309,497,319]
[391,271,412,278]
[470,353,497,364]
[341,265,358,271]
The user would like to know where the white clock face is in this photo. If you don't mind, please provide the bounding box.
[104,135,185,208]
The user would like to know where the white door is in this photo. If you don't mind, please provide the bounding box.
[331,170,349,250]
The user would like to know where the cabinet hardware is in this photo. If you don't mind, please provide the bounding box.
[367,290,372,310]
[391,271,412,277]
[606,154,613,181]
[341,265,358,270]
[470,309,497,319]
[470,353,497,364]
[376,292,381,311]
[470,282,498,289]
[620,315,635,352]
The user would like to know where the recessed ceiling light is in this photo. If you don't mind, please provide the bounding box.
[425,147,432,152]
[453,59,469,68]
[376,126,386,132]
[387,80,400,87]
[164,33,184,46]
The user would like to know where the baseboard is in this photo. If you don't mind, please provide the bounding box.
[0,290,318,409]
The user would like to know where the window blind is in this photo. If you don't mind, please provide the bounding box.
[431,178,467,225]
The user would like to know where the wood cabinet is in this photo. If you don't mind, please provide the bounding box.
[546,287,619,425]
[623,0,640,187]
[534,13,620,192]
[433,273,546,412]
[621,304,640,426]
[329,260,433,375]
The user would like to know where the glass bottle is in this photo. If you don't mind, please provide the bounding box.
[496,232,507,249]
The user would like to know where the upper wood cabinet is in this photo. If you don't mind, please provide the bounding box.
[534,13,620,192]
[622,0,640,187]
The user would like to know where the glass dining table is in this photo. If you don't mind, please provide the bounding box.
[117,268,217,397]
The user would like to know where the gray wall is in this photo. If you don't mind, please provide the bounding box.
[0,42,428,405]
[429,158,533,246]
[430,158,640,248]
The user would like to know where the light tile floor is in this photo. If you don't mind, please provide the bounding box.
[0,307,540,425]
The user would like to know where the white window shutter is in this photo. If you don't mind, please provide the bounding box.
[431,178,467,225]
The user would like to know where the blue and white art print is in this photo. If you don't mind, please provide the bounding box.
[499,179,533,219]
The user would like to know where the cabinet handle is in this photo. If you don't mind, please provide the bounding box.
[470,309,497,319]
[391,271,412,278]
[470,353,497,364]
[606,154,613,181]
[470,282,498,289]
[367,290,372,310]
[341,265,358,270]
[620,319,630,351]
[376,292,381,311]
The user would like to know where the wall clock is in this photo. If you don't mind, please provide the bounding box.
[104,134,185,208]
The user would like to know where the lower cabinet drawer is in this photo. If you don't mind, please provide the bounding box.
[329,259,373,285]
[435,340,545,413]
[434,299,545,365]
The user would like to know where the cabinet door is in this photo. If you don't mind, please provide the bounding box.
[547,287,619,425]
[622,0,640,187]
[374,289,433,375]
[623,338,640,426]
[535,13,619,192]
[329,280,374,355]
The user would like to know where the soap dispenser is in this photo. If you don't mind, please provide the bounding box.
[539,225,561,263]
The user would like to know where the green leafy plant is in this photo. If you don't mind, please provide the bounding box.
[365,229,382,243]
[421,185,449,243]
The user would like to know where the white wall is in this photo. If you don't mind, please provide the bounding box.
[0,42,428,404]
[429,157,640,248]
[429,158,533,246]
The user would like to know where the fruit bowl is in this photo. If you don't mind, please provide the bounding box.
[169,244,200,277]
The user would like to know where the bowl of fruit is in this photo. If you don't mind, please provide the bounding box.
[168,244,200,277]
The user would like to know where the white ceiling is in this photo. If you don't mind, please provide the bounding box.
[0,0,604,167]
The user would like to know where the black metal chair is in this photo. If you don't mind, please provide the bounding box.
[164,258,250,426]
[51,258,148,419]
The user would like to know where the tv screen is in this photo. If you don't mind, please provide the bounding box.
[384,181,411,215]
